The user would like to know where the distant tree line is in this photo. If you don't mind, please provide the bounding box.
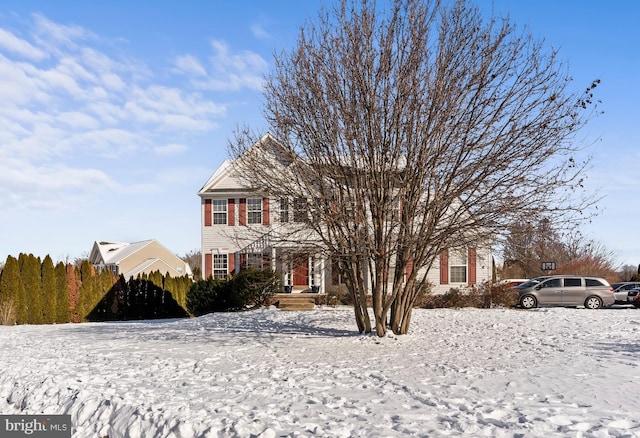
[500,219,626,282]
[0,253,192,325]
[0,254,71,325]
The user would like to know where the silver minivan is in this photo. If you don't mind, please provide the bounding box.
[516,275,614,309]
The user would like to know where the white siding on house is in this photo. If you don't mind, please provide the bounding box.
[198,133,494,292]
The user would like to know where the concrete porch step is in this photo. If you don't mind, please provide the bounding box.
[278,302,315,311]
[274,293,316,311]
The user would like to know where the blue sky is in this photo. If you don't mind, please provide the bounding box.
[0,1,638,268]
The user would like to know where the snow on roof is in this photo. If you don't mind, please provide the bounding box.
[92,239,192,278]
[95,240,154,264]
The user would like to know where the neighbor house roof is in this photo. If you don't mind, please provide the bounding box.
[90,239,192,279]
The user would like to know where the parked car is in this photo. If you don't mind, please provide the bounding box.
[610,282,640,304]
[499,278,529,287]
[517,275,614,309]
[627,287,640,307]
[512,276,550,290]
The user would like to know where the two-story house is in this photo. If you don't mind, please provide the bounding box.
[198,133,493,294]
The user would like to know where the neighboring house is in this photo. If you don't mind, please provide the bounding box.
[198,133,492,294]
[89,240,192,280]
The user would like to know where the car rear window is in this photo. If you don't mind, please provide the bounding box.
[586,278,606,287]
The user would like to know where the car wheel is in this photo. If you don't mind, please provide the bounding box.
[520,295,537,309]
[585,296,602,309]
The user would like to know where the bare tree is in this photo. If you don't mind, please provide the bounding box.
[182,249,202,280]
[618,265,638,282]
[501,222,619,281]
[501,219,569,279]
[229,0,599,335]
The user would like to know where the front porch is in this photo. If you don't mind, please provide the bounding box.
[235,238,327,293]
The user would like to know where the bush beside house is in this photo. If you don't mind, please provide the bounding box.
[187,268,280,316]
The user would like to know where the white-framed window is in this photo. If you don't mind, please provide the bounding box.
[247,253,264,270]
[449,248,467,283]
[280,198,289,223]
[212,254,228,279]
[212,199,227,224]
[293,197,307,222]
[247,198,262,224]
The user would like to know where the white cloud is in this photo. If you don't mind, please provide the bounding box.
[172,39,268,91]
[68,128,149,158]
[0,13,241,222]
[37,65,83,95]
[154,143,187,156]
[207,40,268,91]
[32,13,92,50]
[0,55,49,105]
[0,159,116,211]
[174,55,206,76]
[0,28,46,60]
[57,56,97,82]
[250,23,271,40]
[80,47,120,74]
[57,111,100,130]
[211,39,267,73]
[123,85,225,130]
[85,86,110,102]
[85,100,124,124]
[100,72,126,91]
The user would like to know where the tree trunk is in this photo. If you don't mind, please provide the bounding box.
[346,260,371,333]
[390,279,419,335]
[372,289,386,337]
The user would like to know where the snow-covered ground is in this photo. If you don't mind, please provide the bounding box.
[0,305,639,437]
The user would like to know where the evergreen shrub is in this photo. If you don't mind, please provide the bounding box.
[230,268,280,310]
[87,275,188,321]
[186,268,281,316]
[186,277,230,316]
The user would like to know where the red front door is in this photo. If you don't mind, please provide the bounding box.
[292,256,309,286]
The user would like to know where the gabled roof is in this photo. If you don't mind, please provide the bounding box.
[91,240,155,265]
[198,132,292,196]
[197,159,233,195]
[90,239,193,278]
[120,257,184,280]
